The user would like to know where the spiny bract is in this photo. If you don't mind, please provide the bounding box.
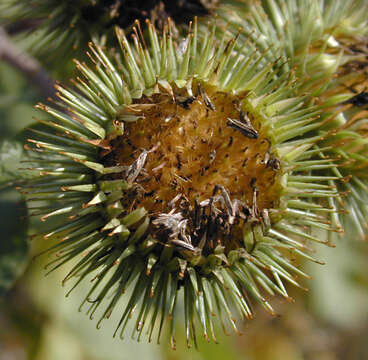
[23,18,346,348]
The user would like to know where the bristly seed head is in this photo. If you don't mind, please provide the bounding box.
[23,17,346,348]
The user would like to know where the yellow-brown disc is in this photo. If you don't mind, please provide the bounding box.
[103,83,281,218]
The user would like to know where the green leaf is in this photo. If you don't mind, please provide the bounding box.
[0,189,29,295]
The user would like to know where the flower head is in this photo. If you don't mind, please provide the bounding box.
[24,18,343,347]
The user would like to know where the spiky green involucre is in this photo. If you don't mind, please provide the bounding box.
[23,18,348,348]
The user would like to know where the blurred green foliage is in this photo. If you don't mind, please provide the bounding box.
[0,62,40,140]
[0,61,34,296]
[0,188,28,295]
